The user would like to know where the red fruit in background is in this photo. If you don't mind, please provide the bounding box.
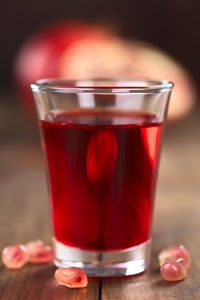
[13,20,112,115]
[14,20,197,121]
[60,38,197,122]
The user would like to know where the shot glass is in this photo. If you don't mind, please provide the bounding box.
[30,79,173,277]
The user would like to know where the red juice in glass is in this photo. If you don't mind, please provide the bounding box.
[31,78,173,277]
[40,109,161,251]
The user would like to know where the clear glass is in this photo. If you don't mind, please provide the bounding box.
[30,79,173,277]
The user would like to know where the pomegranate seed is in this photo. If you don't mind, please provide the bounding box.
[2,244,29,269]
[55,267,88,288]
[26,240,54,263]
[159,245,191,268]
[160,258,188,281]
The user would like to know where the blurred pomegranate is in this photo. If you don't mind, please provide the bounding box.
[14,21,112,114]
[14,20,197,121]
[60,38,197,122]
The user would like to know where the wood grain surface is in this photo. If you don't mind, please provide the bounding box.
[0,94,200,299]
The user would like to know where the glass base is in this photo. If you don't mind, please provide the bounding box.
[53,238,151,277]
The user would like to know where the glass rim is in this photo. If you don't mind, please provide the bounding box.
[30,78,174,94]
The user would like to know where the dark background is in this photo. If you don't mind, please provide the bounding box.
[0,0,200,90]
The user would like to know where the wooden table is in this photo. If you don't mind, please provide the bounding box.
[0,94,200,299]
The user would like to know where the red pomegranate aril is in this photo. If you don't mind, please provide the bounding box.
[158,245,191,268]
[26,240,54,263]
[2,244,29,269]
[55,267,88,288]
[160,258,188,281]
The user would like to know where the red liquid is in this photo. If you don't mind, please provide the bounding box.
[40,109,162,251]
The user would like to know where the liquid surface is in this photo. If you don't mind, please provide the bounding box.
[40,109,162,251]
